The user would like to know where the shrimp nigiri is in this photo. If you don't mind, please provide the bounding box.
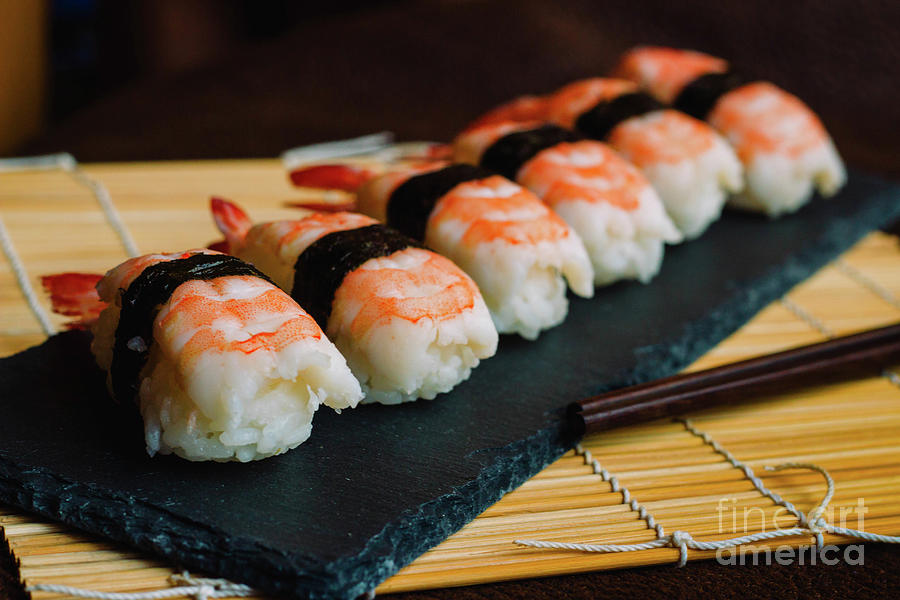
[453,121,681,285]
[42,250,363,462]
[289,162,594,340]
[615,46,846,216]
[211,200,498,404]
[471,79,743,240]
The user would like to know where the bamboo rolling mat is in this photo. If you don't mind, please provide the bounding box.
[1,159,899,598]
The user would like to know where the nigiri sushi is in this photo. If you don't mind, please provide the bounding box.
[453,121,682,285]
[471,79,743,240]
[43,250,363,462]
[211,200,498,404]
[615,46,846,216]
[289,162,595,340]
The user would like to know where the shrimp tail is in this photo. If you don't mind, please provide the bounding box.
[207,239,230,253]
[41,273,106,329]
[211,196,252,251]
[465,95,550,131]
[288,164,374,192]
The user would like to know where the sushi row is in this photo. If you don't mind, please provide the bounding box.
[43,211,500,462]
[288,47,847,324]
[41,46,846,464]
[291,161,596,339]
[467,46,846,225]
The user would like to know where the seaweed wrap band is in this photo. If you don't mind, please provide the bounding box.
[480,125,583,180]
[386,164,493,241]
[673,70,745,119]
[574,92,664,140]
[291,224,422,328]
[111,254,274,406]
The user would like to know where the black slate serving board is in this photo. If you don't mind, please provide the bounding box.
[1,171,899,599]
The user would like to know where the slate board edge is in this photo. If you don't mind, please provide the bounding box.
[1,184,899,599]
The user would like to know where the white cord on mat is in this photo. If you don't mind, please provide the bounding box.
[577,444,665,539]
[65,165,140,257]
[835,259,900,311]
[0,153,139,258]
[0,154,142,335]
[778,297,835,338]
[832,258,900,386]
[781,292,900,387]
[26,571,255,600]
[515,418,900,566]
[0,214,56,336]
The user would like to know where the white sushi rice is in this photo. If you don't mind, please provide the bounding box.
[552,186,682,286]
[727,140,846,217]
[426,216,594,340]
[92,271,362,462]
[637,134,743,240]
[326,248,498,404]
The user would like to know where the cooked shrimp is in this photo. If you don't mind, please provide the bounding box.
[426,173,593,337]
[614,46,846,216]
[44,249,362,461]
[615,46,728,104]
[707,82,846,214]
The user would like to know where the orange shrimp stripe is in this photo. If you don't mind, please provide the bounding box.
[335,250,479,339]
[429,177,573,246]
[158,278,322,362]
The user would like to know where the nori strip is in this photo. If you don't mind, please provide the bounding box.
[575,92,665,140]
[673,70,746,119]
[111,254,274,405]
[480,125,583,180]
[386,164,493,241]
[291,224,421,329]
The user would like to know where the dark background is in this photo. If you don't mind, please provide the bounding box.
[2,1,900,598]
[6,0,900,176]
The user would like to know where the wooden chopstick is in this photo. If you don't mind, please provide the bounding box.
[573,322,900,435]
[580,323,900,413]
